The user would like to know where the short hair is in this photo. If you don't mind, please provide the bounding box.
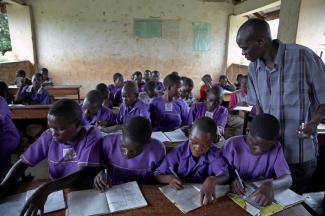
[133,71,142,76]
[163,73,181,89]
[144,69,151,73]
[85,90,103,105]
[250,113,279,141]
[237,18,272,41]
[171,71,179,76]
[219,75,227,81]
[144,81,157,94]
[123,116,152,145]
[236,74,244,81]
[0,81,10,99]
[207,85,224,98]
[41,68,48,73]
[181,77,194,88]
[152,70,159,75]
[16,69,26,77]
[123,81,139,94]
[48,99,81,123]
[96,83,109,96]
[33,73,43,81]
[113,73,123,81]
[192,117,217,137]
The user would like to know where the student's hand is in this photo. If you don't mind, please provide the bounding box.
[95,120,107,129]
[20,78,29,88]
[93,170,112,192]
[250,181,274,207]
[20,187,48,216]
[297,121,317,138]
[169,176,183,190]
[201,176,217,205]
[231,179,245,195]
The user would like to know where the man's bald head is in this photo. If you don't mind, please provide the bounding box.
[237,18,272,43]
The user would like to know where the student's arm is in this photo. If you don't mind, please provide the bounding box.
[251,174,292,207]
[14,84,27,103]
[302,104,325,137]
[155,175,183,190]
[0,160,29,199]
[20,167,94,216]
[200,174,229,205]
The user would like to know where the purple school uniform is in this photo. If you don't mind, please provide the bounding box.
[21,125,101,180]
[82,106,116,127]
[221,135,290,181]
[102,134,166,184]
[20,85,50,104]
[155,141,228,183]
[188,102,228,134]
[0,97,20,173]
[138,82,145,92]
[149,97,189,132]
[155,81,165,94]
[107,84,122,107]
[116,99,150,124]
[218,83,234,91]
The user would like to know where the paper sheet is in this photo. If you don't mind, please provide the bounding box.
[0,193,26,216]
[233,106,253,112]
[164,129,187,142]
[151,131,170,143]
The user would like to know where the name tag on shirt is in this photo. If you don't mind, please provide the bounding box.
[165,103,173,112]
[63,148,77,160]
[205,111,214,119]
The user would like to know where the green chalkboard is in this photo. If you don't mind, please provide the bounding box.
[134,18,161,38]
[192,21,211,51]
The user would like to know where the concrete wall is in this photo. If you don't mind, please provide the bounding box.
[234,0,280,15]
[296,0,325,56]
[277,0,301,43]
[24,0,233,97]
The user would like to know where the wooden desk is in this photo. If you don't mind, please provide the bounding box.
[9,104,51,120]
[9,85,81,101]
[223,93,231,102]
[15,182,311,216]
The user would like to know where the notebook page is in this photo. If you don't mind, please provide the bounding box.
[0,193,26,216]
[192,184,230,199]
[159,184,201,214]
[26,189,65,214]
[164,129,187,142]
[274,189,304,207]
[151,131,170,143]
[105,181,147,213]
[66,189,109,216]
[233,106,253,112]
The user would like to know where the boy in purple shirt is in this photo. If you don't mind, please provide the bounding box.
[94,117,166,189]
[0,96,20,176]
[0,99,101,215]
[151,70,165,96]
[132,71,145,92]
[180,76,195,107]
[138,80,158,105]
[149,73,189,132]
[96,83,111,109]
[222,114,292,206]
[107,72,124,107]
[218,75,236,92]
[15,73,50,104]
[82,90,115,127]
[188,86,228,136]
[155,117,229,205]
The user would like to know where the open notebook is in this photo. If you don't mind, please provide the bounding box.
[233,105,253,112]
[0,190,65,216]
[66,181,147,216]
[228,180,304,216]
[159,184,229,214]
[152,129,188,143]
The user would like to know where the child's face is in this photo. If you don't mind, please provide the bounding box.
[82,99,101,118]
[144,71,151,81]
[180,84,192,99]
[152,72,160,82]
[120,135,144,159]
[32,76,42,90]
[202,76,212,84]
[132,74,142,83]
[219,78,227,85]
[122,87,137,106]
[205,92,222,111]
[115,77,124,88]
[240,78,247,90]
[41,71,48,79]
[189,127,213,158]
[168,81,181,98]
[48,115,80,143]
[246,133,275,155]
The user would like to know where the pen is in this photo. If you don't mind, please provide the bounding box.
[234,169,244,189]
[169,166,180,179]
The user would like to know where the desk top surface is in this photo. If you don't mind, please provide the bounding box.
[8,85,81,89]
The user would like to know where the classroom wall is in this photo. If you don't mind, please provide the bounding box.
[296,0,325,56]
[25,0,233,97]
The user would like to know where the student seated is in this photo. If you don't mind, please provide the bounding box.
[0,81,13,104]
[96,83,111,109]
[199,74,213,102]
[155,117,229,205]
[180,76,195,107]
[0,99,101,214]
[151,70,165,96]
[143,69,152,83]
[12,69,31,87]
[82,90,115,128]
[138,80,158,105]
[40,68,53,86]
[15,73,50,104]
[149,73,189,132]
[0,96,20,177]
[221,114,292,206]
[234,74,244,90]
[107,72,124,107]
[218,75,235,92]
[188,86,228,138]
[227,75,248,136]
[93,117,165,189]
[131,71,145,92]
